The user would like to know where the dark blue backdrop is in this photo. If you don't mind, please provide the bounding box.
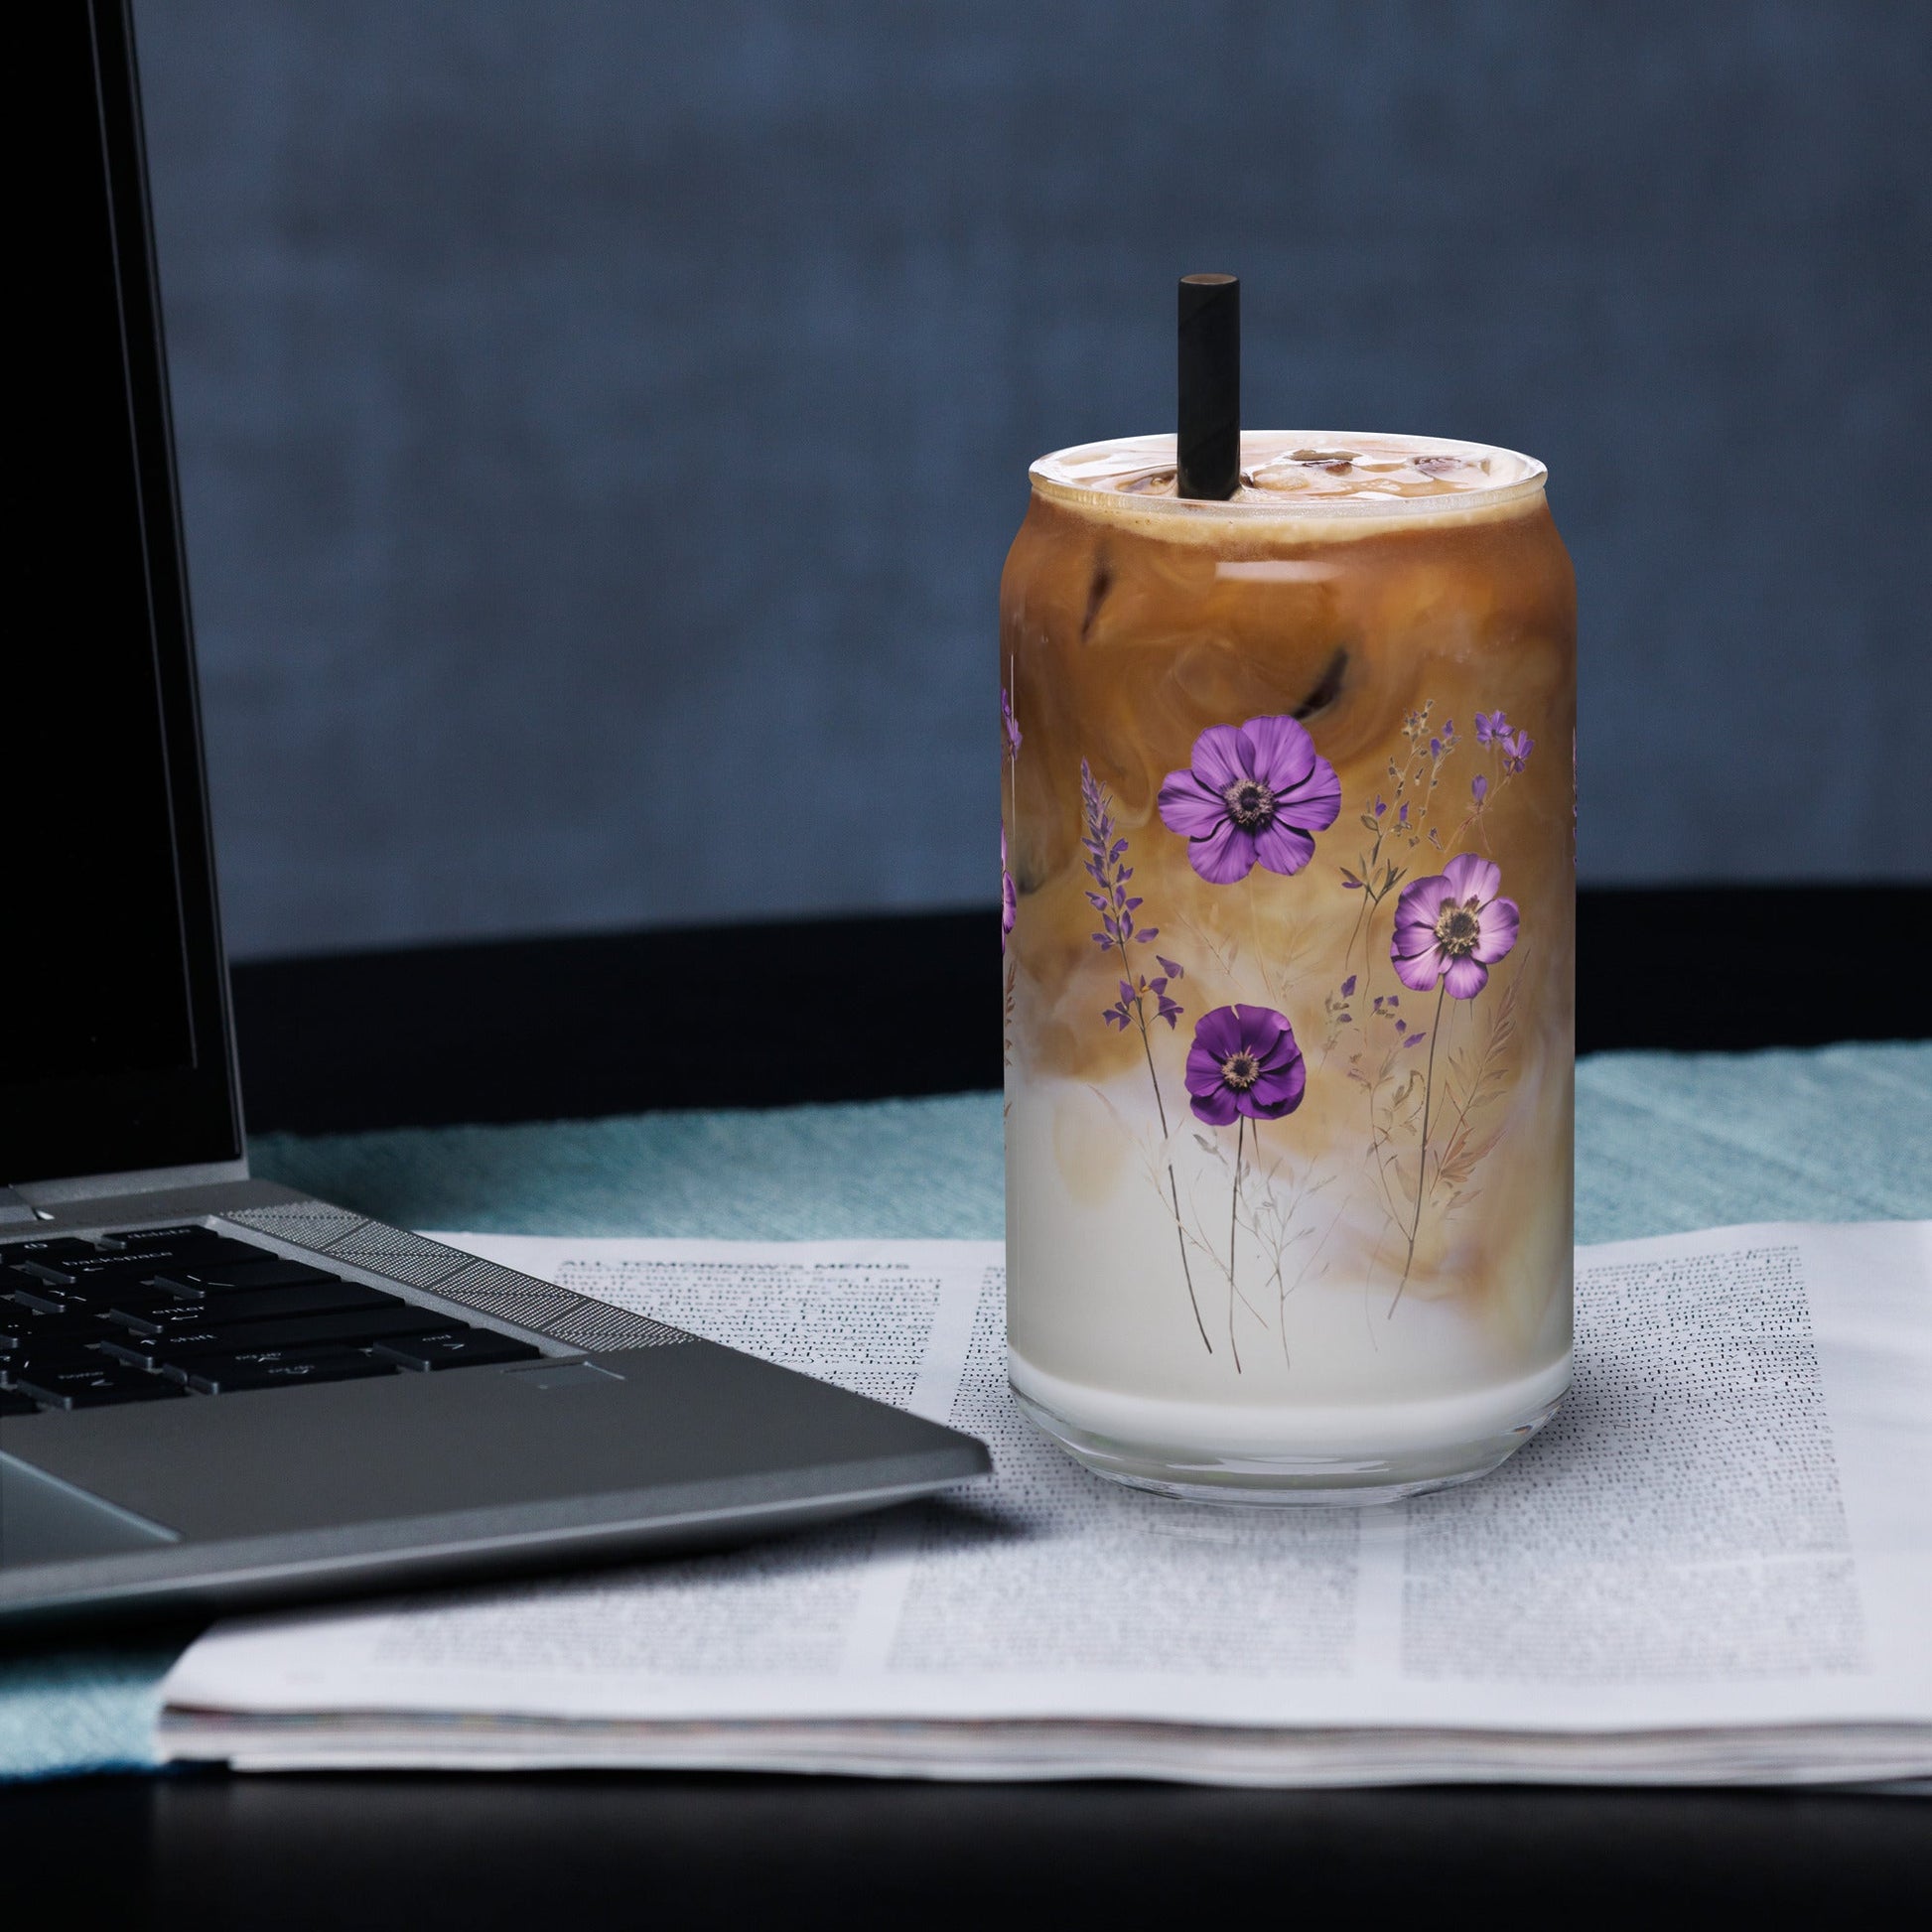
[134,1,1932,959]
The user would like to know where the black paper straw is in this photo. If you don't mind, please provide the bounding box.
[1176,273,1240,500]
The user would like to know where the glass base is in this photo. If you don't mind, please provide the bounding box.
[1010,1381,1566,1507]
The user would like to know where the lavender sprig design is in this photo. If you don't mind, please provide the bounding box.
[1456,710,1535,848]
[1081,759,1209,1352]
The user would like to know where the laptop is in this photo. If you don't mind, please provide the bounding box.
[0,1,988,1629]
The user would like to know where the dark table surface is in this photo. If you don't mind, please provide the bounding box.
[231,884,1925,1134]
[15,885,1929,1924]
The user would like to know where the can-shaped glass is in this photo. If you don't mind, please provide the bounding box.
[1000,432,1576,1502]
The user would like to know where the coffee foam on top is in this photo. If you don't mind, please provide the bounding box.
[1032,432,1547,539]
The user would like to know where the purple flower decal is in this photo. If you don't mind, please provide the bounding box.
[1157,716,1341,885]
[1473,709,1532,772]
[1184,1005,1308,1126]
[1189,1006,1307,1374]
[1389,854,1520,1001]
[1001,686,1022,760]
[1001,827,1017,953]
[1470,772,1488,805]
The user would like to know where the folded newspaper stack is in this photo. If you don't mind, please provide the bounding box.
[160,1221,1931,1786]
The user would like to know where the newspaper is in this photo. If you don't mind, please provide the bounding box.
[158,1221,1932,1785]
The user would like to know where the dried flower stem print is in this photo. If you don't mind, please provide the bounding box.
[1386,853,1522,1310]
[1183,1002,1310,1371]
[1059,695,1534,1365]
[1081,760,1209,1351]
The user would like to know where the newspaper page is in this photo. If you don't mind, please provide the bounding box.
[159,1222,1932,1783]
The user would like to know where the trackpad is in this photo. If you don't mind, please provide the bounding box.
[0,1453,180,1566]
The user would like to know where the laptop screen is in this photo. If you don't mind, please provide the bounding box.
[1,2,241,1187]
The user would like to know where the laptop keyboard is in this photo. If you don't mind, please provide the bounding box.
[0,1224,542,1415]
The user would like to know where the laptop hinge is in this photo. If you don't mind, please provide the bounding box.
[9,1158,253,1212]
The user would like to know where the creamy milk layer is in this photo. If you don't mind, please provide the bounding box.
[1004,1073,1573,1418]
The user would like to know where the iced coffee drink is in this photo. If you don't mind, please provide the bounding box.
[1000,430,1576,1500]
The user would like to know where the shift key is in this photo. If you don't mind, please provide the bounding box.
[153,1305,450,1361]
[101,1284,404,1363]
[110,1281,400,1334]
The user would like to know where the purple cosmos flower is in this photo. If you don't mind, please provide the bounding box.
[1158,716,1340,885]
[1471,772,1488,805]
[1475,709,1508,747]
[1501,730,1534,775]
[1001,827,1017,953]
[1389,853,1521,1001]
[1184,1005,1308,1126]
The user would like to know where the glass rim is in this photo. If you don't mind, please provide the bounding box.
[1030,431,1549,522]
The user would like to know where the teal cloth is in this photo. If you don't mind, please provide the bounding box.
[6,1040,1928,1781]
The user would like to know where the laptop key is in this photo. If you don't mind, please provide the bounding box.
[71,1248,241,1281]
[93,1224,223,1248]
[105,1299,403,1364]
[373,1329,543,1371]
[6,1259,78,1287]
[3,1238,104,1264]
[7,1346,169,1396]
[181,1347,401,1395]
[167,1258,341,1293]
[93,1237,267,1274]
[154,1340,364,1381]
[14,1360,189,1408]
[6,1281,98,1314]
[151,1305,451,1362]
[1,1304,121,1351]
[97,1331,212,1368]
[108,1281,400,1335]
[2,1337,115,1374]
[102,1318,327,1366]
[13,1280,182,1318]
[163,1237,271,1264]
